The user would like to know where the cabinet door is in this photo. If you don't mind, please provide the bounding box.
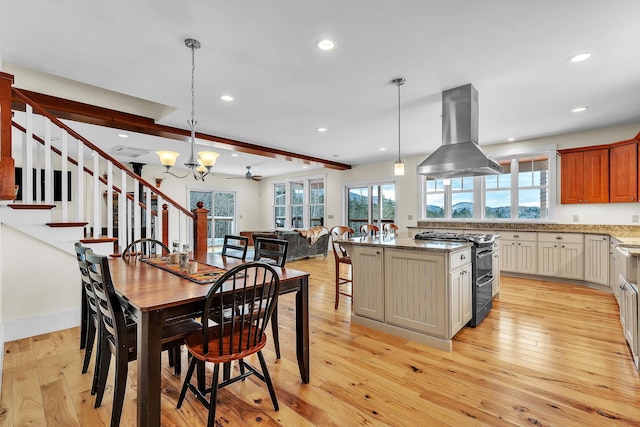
[537,241,559,277]
[352,246,385,321]
[610,142,637,203]
[582,148,609,203]
[560,152,584,204]
[584,234,610,286]
[384,249,446,337]
[492,248,501,297]
[449,263,472,338]
[559,242,584,280]
[517,241,538,275]
[500,239,517,272]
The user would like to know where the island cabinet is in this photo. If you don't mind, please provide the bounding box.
[500,232,537,274]
[346,238,472,352]
[609,141,637,203]
[537,232,584,280]
[584,234,610,286]
[491,240,501,297]
[558,147,609,204]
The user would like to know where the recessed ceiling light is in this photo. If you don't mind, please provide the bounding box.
[220,95,234,102]
[507,137,515,142]
[302,165,309,169]
[316,127,327,132]
[231,153,239,157]
[571,106,589,113]
[379,147,387,151]
[316,39,336,51]
[117,133,128,138]
[568,52,592,63]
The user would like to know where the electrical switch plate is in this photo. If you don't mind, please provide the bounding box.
[632,214,639,223]
[328,214,334,219]
[408,215,413,220]
[572,215,579,222]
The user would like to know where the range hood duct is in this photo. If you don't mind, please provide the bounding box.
[417,84,503,178]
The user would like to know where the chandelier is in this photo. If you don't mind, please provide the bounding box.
[156,38,220,180]
[392,77,406,176]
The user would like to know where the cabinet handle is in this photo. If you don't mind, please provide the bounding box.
[554,244,557,247]
[579,199,583,202]
[556,236,563,240]
[513,234,520,238]
[460,254,466,260]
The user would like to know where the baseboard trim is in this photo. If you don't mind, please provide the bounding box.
[2,309,80,342]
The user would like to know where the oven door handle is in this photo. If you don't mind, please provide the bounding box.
[477,274,494,288]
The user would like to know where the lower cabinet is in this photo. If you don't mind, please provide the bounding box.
[537,233,584,280]
[584,234,609,286]
[352,245,385,321]
[450,261,472,337]
[492,240,501,297]
[500,232,537,274]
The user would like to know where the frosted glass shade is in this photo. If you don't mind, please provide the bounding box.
[197,151,220,167]
[156,151,180,167]
[394,160,405,176]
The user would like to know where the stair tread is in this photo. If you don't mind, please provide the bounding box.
[8,204,56,210]
[46,222,89,227]
[80,237,118,243]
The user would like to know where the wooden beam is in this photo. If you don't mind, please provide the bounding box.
[12,89,351,171]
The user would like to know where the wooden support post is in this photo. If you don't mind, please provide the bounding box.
[162,203,169,247]
[192,201,209,257]
[0,72,15,200]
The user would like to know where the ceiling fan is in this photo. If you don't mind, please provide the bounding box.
[226,166,262,181]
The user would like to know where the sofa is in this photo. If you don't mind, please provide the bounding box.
[243,227,329,262]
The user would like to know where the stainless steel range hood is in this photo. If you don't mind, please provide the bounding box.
[417,84,503,178]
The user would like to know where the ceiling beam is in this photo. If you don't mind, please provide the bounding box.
[12,88,352,171]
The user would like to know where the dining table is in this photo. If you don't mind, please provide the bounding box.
[107,252,311,427]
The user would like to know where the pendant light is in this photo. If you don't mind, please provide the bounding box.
[392,77,406,176]
[156,38,220,180]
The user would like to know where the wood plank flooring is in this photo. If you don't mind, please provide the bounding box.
[1,256,639,426]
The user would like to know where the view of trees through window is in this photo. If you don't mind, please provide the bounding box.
[347,184,396,236]
[190,190,236,246]
[273,177,326,229]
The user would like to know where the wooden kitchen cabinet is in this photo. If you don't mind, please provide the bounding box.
[537,233,584,280]
[609,141,637,203]
[559,148,609,204]
[500,232,537,274]
[351,245,385,321]
[492,240,501,297]
[450,260,472,337]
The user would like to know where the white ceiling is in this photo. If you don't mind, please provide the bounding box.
[2,0,640,178]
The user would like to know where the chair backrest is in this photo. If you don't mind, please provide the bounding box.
[221,234,249,260]
[85,250,129,352]
[330,226,354,262]
[75,243,99,315]
[202,262,280,357]
[360,224,379,237]
[122,238,170,262]
[253,237,289,267]
[383,223,399,236]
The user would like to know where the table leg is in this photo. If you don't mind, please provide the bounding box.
[295,276,310,383]
[137,309,163,427]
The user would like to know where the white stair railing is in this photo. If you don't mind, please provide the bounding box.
[10,89,195,253]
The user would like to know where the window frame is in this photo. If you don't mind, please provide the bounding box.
[419,146,556,222]
[272,174,326,229]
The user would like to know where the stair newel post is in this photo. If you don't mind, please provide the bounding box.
[0,72,15,200]
[162,203,169,248]
[192,201,208,258]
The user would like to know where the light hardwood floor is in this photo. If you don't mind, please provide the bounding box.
[1,255,639,426]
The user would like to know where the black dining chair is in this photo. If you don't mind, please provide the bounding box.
[221,234,249,260]
[177,262,281,427]
[85,249,201,427]
[252,237,288,359]
[75,243,100,377]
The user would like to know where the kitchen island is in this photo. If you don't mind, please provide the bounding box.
[340,236,473,351]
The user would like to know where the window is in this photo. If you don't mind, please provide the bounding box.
[420,150,553,221]
[273,176,326,229]
[346,182,397,236]
[190,190,237,246]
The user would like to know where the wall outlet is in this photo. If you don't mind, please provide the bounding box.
[572,215,579,222]
[633,214,639,223]
[328,214,334,219]
[408,214,413,220]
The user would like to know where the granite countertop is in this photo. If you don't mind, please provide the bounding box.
[339,236,472,253]
[411,222,640,240]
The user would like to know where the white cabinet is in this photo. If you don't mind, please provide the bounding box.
[450,255,472,337]
[610,238,621,301]
[500,232,537,275]
[584,234,609,286]
[491,240,501,297]
[619,280,638,364]
[537,233,584,280]
[351,245,385,321]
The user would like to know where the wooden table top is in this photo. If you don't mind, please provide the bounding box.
[108,253,310,312]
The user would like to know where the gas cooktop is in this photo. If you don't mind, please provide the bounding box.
[414,231,495,246]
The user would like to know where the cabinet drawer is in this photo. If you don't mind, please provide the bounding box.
[450,248,472,270]
[538,232,583,244]
[499,231,537,241]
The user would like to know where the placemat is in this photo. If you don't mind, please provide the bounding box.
[140,257,228,284]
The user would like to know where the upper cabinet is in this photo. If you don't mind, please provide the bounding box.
[558,132,640,204]
[559,148,609,204]
[609,141,637,203]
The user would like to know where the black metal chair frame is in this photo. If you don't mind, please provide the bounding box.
[122,238,170,262]
[221,234,249,260]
